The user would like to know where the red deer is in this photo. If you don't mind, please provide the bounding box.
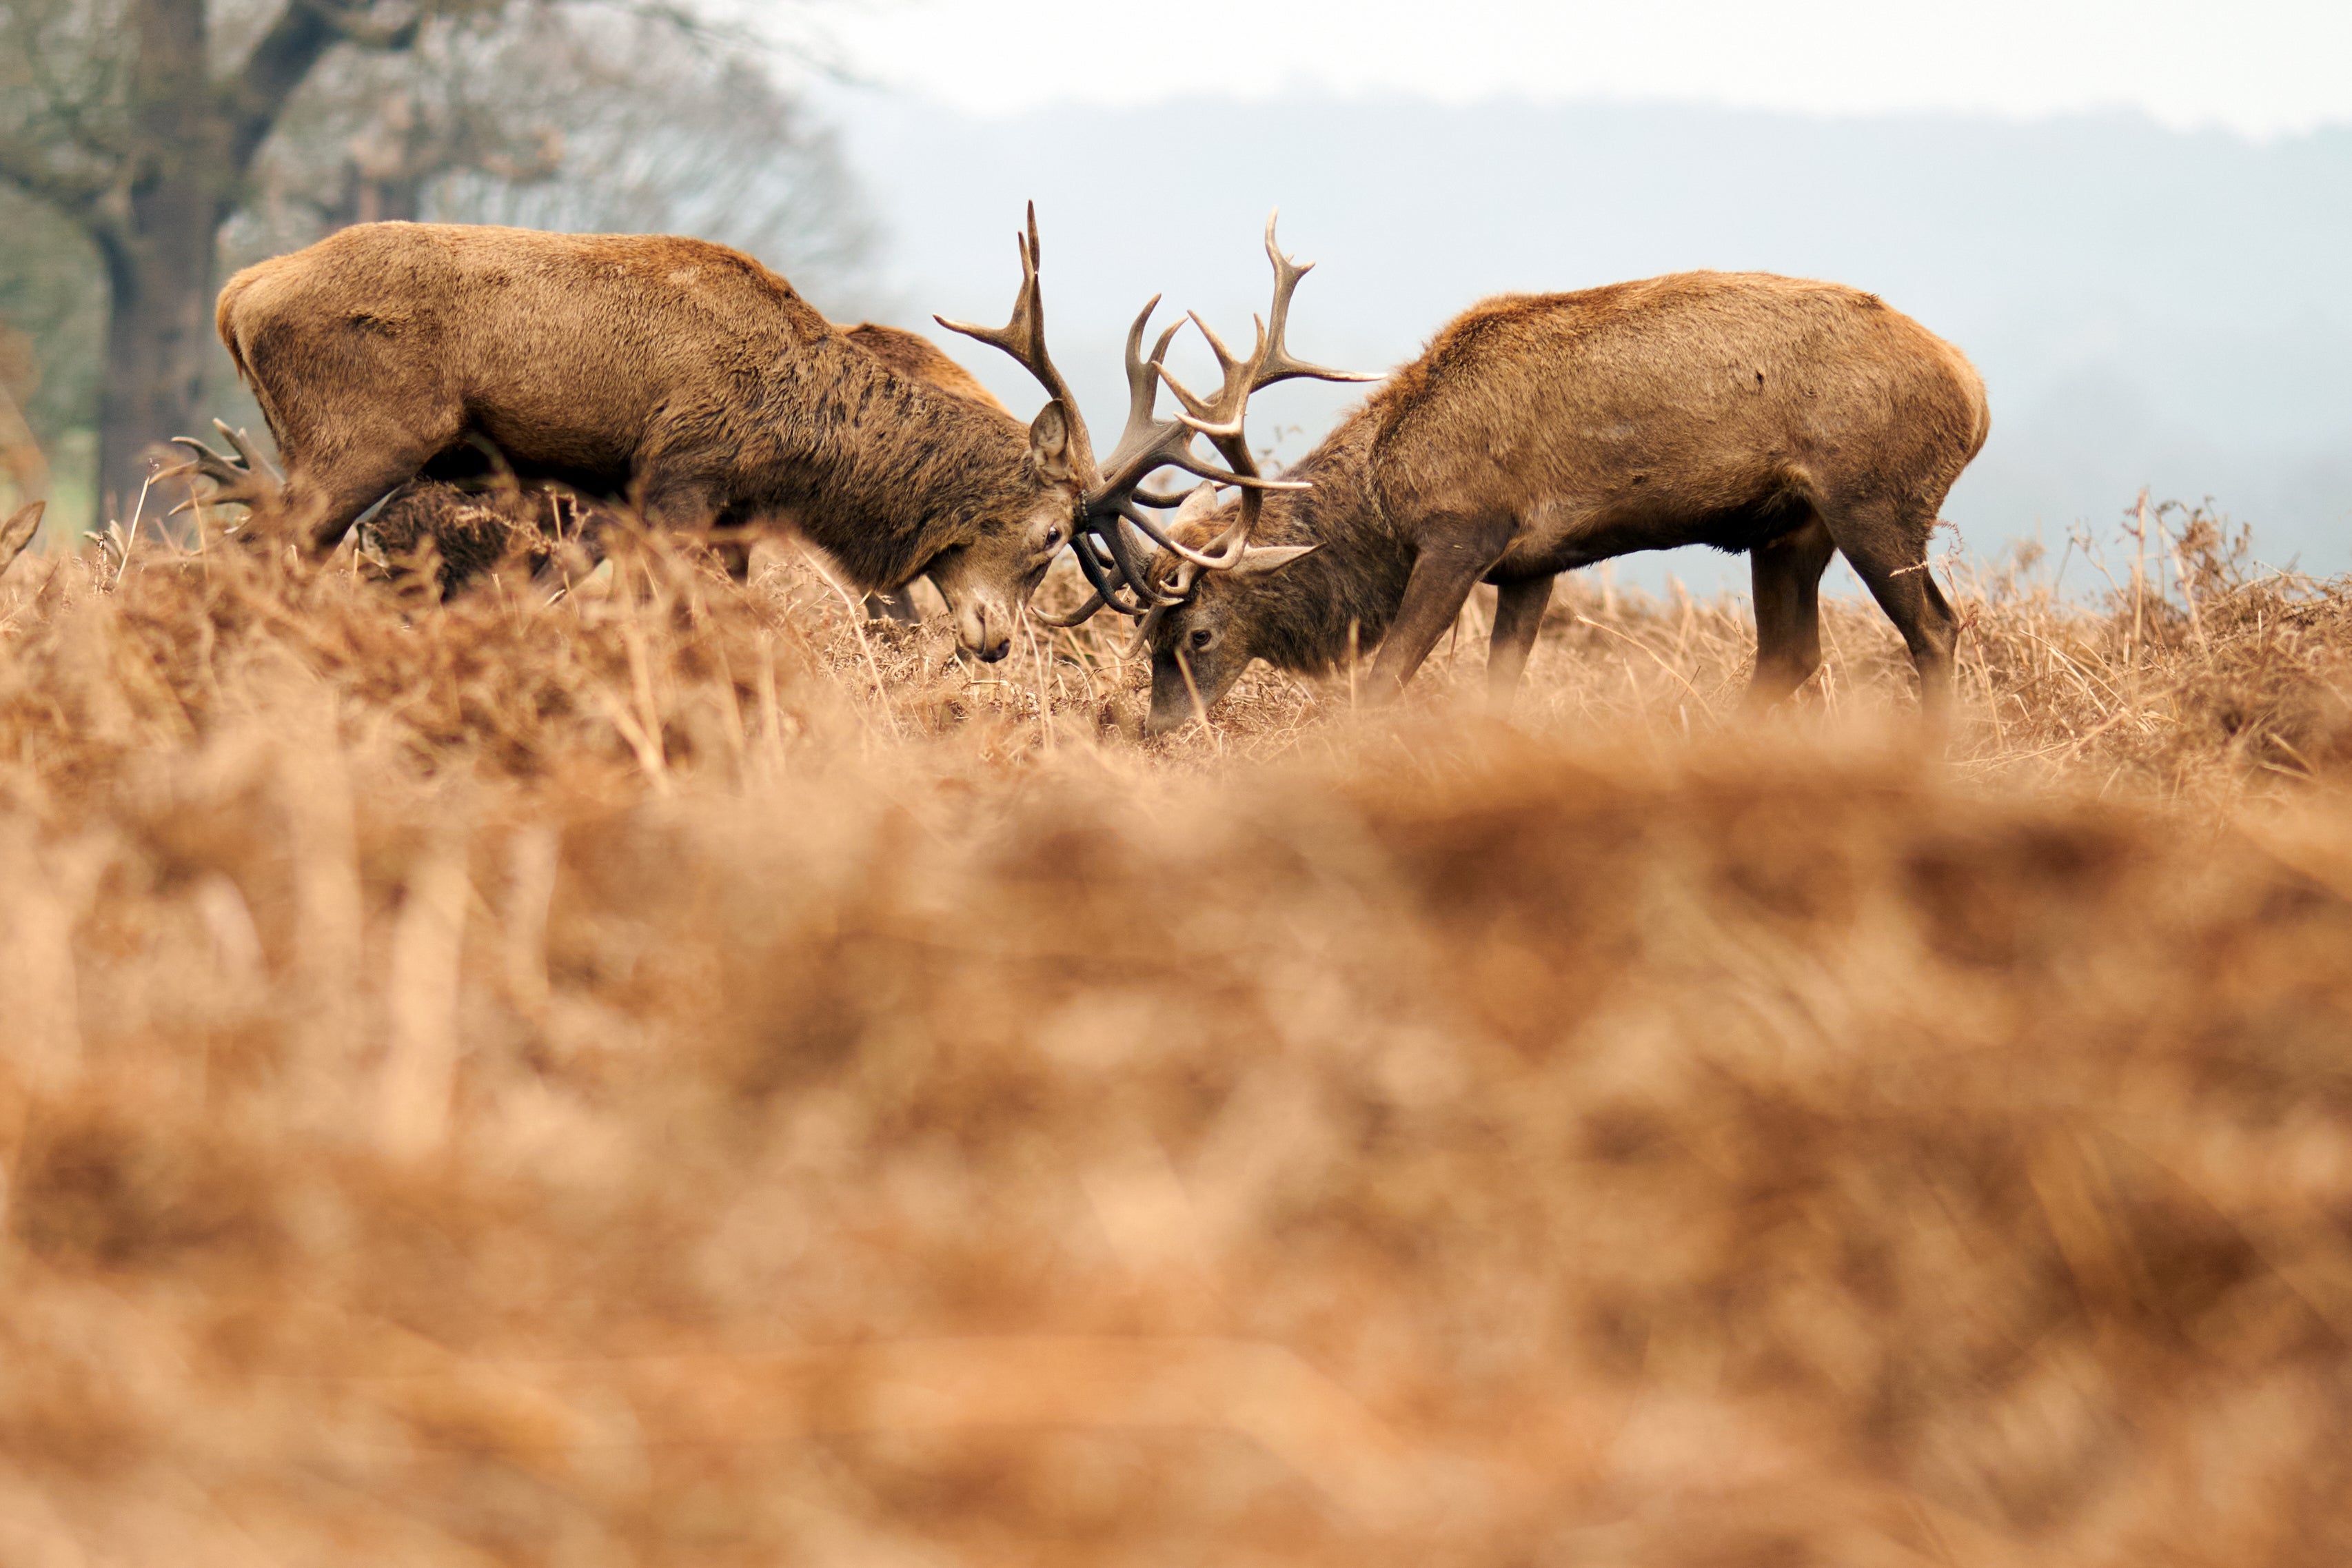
[1108,274,1989,733]
[166,212,1304,660]
[343,320,1016,596]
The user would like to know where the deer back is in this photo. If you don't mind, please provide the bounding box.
[839,323,1011,416]
[1364,272,1988,535]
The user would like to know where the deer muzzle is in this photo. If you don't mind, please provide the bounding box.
[955,598,1015,663]
[1146,646,1239,735]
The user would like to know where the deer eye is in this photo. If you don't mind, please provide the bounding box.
[1188,627,1215,651]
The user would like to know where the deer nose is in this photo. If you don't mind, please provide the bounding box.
[978,637,1012,664]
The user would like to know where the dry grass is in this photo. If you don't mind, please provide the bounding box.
[3,499,2351,1565]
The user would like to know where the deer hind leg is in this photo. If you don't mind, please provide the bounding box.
[1822,497,1957,719]
[1745,515,1838,710]
[1486,574,1556,713]
[1364,516,1517,704]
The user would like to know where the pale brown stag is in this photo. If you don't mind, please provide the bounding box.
[1124,273,1989,732]
[168,212,1288,660]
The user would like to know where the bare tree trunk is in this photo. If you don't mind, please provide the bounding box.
[94,0,227,527]
[8,0,752,527]
[96,194,222,526]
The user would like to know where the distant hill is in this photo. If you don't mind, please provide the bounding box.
[817,90,2352,589]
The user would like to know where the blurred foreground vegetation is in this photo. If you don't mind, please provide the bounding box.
[0,505,2349,1560]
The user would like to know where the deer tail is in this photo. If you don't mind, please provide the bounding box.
[214,271,257,391]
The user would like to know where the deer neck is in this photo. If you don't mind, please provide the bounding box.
[767,334,1037,591]
[1226,418,1412,675]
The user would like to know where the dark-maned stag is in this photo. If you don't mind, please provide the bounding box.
[169,210,1304,660]
[1109,273,1989,733]
[344,320,1017,598]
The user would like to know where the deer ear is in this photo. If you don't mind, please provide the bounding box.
[1172,483,1221,528]
[1229,542,1317,577]
[1027,400,1073,482]
[0,501,43,573]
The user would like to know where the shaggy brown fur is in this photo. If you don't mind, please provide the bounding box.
[364,321,1013,598]
[1146,272,1989,731]
[357,482,593,593]
[203,223,1083,659]
[839,321,1011,415]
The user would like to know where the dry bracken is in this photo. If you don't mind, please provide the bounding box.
[0,497,2349,1565]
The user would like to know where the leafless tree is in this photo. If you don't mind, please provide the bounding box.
[0,0,866,522]
[423,12,873,305]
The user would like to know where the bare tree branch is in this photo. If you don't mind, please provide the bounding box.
[0,131,110,216]
[312,0,429,51]
[224,1,462,179]
[223,1,351,174]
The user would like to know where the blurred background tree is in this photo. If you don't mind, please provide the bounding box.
[0,0,871,529]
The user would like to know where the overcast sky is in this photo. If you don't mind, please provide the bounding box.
[814,0,2352,137]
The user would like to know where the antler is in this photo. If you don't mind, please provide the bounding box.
[1084,296,1311,512]
[160,420,285,516]
[1046,212,1373,626]
[1165,212,1376,434]
[1135,212,1378,576]
[940,205,1370,627]
[935,202,1097,483]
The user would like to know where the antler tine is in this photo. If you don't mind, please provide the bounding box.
[1031,591,1109,629]
[931,229,1037,371]
[1084,298,1187,500]
[1159,310,1272,442]
[1129,562,1205,656]
[1122,298,1181,438]
[1062,212,1369,604]
[1255,212,1381,390]
[933,201,1097,478]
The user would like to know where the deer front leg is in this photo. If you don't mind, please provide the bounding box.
[864,589,925,624]
[1486,574,1555,713]
[1363,518,1516,704]
[636,465,725,538]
